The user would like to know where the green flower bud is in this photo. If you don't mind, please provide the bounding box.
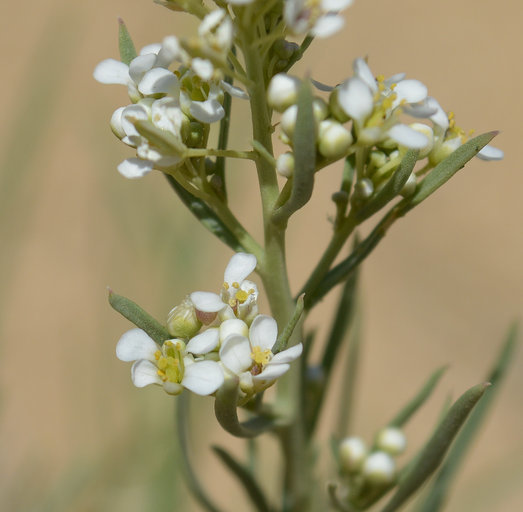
[375,427,407,456]
[167,296,202,339]
[339,437,368,473]
[276,152,295,178]
[329,87,350,123]
[318,120,353,159]
[362,451,396,485]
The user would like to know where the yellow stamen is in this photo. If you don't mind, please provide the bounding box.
[251,346,272,366]
[235,290,248,304]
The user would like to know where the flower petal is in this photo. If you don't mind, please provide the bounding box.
[249,314,278,351]
[93,59,130,85]
[140,43,162,56]
[353,57,377,93]
[131,359,162,387]
[224,253,257,285]
[219,334,252,374]
[129,54,157,84]
[189,99,225,123]
[477,144,504,161]
[117,158,153,179]
[252,363,290,381]
[338,77,374,124]
[186,328,220,354]
[311,14,345,38]
[387,124,429,149]
[116,328,159,362]
[219,319,249,342]
[192,58,214,81]
[190,291,225,313]
[139,68,178,95]
[221,80,249,99]
[394,79,427,105]
[271,343,303,363]
[182,360,224,395]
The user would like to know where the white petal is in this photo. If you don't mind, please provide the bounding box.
[140,43,162,56]
[224,253,257,285]
[426,97,449,131]
[220,319,249,342]
[338,77,374,124]
[403,101,438,118]
[182,360,224,395]
[353,57,377,93]
[311,14,345,38]
[249,315,278,351]
[116,328,159,361]
[387,124,429,149]
[219,335,252,374]
[139,68,178,95]
[199,9,226,36]
[189,99,225,123]
[221,80,249,99]
[190,291,225,313]
[323,0,353,9]
[117,158,153,179]
[252,363,290,381]
[110,107,126,138]
[271,343,303,363]
[131,359,162,387]
[192,58,214,81]
[477,144,504,161]
[186,328,220,354]
[93,59,130,85]
[384,73,406,87]
[128,54,157,84]
[394,80,427,105]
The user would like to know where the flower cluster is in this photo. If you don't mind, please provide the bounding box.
[94,12,247,179]
[116,253,302,400]
[269,57,502,200]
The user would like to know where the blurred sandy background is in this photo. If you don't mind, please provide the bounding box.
[1,0,521,510]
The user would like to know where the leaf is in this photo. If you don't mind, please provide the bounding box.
[380,383,489,512]
[273,294,305,354]
[417,324,518,512]
[402,132,497,214]
[164,174,244,252]
[356,149,419,222]
[108,290,171,344]
[214,378,276,438]
[272,79,316,226]
[388,366,448,428]
[212,446,272,512]
[118,18,137,66]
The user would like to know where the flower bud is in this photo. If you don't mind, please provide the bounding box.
[312,97,329,123]
[276,152,295,178]
[167,296,202,339]
[339,437,367,473]
[110,107,126,139]
[318,120,353,159]
[409,123,434,157]
[354,178,374,200]
[375,427,407,456]
[329,88,350,123]
[362,451,396,485]
[429,136,461,166]
[400,172,417,198]
[369,150,387,170]
[281,104,298,138]
[268,73,301,112]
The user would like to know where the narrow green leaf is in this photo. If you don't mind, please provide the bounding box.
[164,175,244,252]
[402,132,497,213]
[417,324,518,512]
[108,290,170,344]
[356,149,419,222]
[134,119,187,155]
[212,446,272,512]
[380,383,489,512]
[388,366,448,428]
[214,378,275,438]
[273,294,305,354]
[118,18,137,65]
[176,395,224,512]
[272,79,316,226]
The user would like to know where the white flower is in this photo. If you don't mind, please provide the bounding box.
[336,58,434,149]
[190,253,259,323]
[219,314,303,394]
[116,328,224,395]
[284,0,354,38]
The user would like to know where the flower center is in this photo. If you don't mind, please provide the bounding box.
[251,346,272,367]
[155,340,185,383]
[222,281,256,310]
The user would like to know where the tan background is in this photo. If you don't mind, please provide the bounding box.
[1,0,522,510]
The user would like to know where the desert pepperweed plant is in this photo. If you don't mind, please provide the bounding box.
[95,1,516,510]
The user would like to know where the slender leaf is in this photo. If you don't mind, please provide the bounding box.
[212,446,272,512]
[417,324,518,512]
[402,132,497,214]
[388,366,448,428]
[273,295,305,354]
[380,383,489,512]
[108,290,170,344]
[272,80,316,226]
[356,149,419,222]
[118,18,137,65]
[214,378,276,438]
[164,174,244,252]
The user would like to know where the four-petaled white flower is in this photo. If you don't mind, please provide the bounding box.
[190,252,259,324]
[284,0,354,38]
[116,328,224,395]
[219,314,303,395]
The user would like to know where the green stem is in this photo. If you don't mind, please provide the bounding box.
[186,148,256,160]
